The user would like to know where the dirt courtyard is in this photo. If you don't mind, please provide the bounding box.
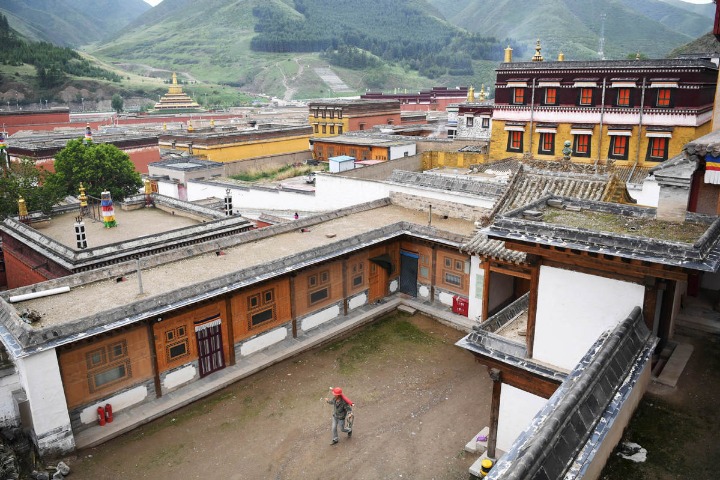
[64,312,491,480]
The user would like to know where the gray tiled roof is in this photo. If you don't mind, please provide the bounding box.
[387,170,506,198]
[486,307,656,479]
[485,196,720,271]
[461,165,611,260]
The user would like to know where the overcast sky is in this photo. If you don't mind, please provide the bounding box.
[143,0,713,6]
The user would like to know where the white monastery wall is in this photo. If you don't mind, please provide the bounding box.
[497,384,547,453]
[534,266,644,370]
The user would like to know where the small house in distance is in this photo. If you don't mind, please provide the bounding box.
[307,99,401,137]
[329,155,355,173]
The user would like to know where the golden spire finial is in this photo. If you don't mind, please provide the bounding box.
[187,120,194,132]
[558,52,565,62]
[504,45,513,63]
[479,84,486,102]
[467,85,475,103]
[172,72,178,85]
[635,52,641,60]
[210,118,215,128]
[532,39,544,62]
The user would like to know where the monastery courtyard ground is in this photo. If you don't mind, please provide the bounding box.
[65,312,491,479]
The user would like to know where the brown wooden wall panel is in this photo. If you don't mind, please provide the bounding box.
[294,262,344,317]
[345,251,369,295]
[400,240,433,283]
[433,247,471,296]
[153,300,231,374]
[230,277,292,341]
[59,325,153,409]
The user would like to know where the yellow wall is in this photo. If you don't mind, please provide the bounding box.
[490,120,711,167]
[308,116,349,137]
[422,151,487,170]
[172,135,311,163]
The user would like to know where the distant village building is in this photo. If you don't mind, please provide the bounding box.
[7,128,161,173]
[307,99,401,137]
[152,73,202,113]
[361,86,469,112]
[453,85,493,142]
[490,44,718,167]
[158,123,313,164]
[310,133,416,162]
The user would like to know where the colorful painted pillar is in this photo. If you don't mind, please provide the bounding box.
[100,190,117,228]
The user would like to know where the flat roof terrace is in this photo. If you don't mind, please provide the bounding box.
[1,202,474,351]
[34,207,201,249]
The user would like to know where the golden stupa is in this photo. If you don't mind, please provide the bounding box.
[153,73,202,112]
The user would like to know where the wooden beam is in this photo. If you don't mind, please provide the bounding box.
[482,261,490,322]
[146,320,162,399]
[526,263,540,359]
[342,257,348,316]
[489,263,533,280]
[471,354,560,398]
[643,285,658,332]
[224,297,236,366]
[503,240,688,282]
[290,275,297,338]
[487,368,502,459]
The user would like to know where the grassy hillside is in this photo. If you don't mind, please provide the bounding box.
[427,0,709,60]
[91,0,517,99]
[669,32,720,57]
[0,0,149,47]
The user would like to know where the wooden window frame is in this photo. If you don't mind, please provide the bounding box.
[616,88,631,107]
[656,89,672,108]
[482,118,490,128]
[538,132,555,155]
[247,286,278,329]
[86,340,131,393]
[466,116,474,127]
[647,137,669,162]
[308,269,331,306]
[507,131,523,152]
[609,135,629,160]
[544,88,557,105]
[512,88,525,105]
[579,88,593,106]
[573,134,591,157]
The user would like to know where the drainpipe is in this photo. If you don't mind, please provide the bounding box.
[528,79,537,156]
[632,77,647,174]
[595,78,607,169]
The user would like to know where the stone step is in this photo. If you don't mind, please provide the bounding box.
[464,426,489,454]
[653,343,693,388]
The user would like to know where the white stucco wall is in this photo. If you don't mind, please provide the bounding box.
[438,291,454,306]
[0,372,21,427]
[301,305,341,332]
[389,144,417,159]
[15,349,74,454]
[628,176,660,207]
[348,293,367,310]
[534,266,645,370]
[79,385,149,425]
[468,256,483,321]
[497,384,547,453]
[163,365,197,391]
[240,326,288,356]
[157,181,179,198]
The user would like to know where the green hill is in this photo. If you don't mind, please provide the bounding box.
[427,0,711,60]
[0,0,150,47]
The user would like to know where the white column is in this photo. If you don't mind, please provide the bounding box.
[16,349,74,456]
[467,255,484,321]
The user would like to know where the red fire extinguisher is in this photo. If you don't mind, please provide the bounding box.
[97,406,106,426]
[104,403,113,423]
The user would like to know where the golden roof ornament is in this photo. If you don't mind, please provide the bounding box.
[558,52,565,62]
[532,39,544,62]
[479,84,487,102]
[78,183,87,208]
[504,45,513,63]
[18,197,28,217]
[187,120,194,132]
[467,85,475,103]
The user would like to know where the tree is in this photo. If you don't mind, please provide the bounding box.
[0,158,65,220]
[111,94,124,113]
[46,139,142,202]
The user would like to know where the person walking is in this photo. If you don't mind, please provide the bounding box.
[324,387,353,445]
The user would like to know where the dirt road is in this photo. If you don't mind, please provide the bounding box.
[65,313,491,479]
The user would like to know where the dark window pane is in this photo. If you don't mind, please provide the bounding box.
[251,308,274,326]
[310,288,329,304]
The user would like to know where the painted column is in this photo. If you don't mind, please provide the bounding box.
[15,349,74,456]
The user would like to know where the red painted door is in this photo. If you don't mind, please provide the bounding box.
[195,319,225,378]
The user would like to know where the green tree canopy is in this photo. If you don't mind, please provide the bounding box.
[0,158,65,220]
[46,139,142,202]
[111,94,124,113]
